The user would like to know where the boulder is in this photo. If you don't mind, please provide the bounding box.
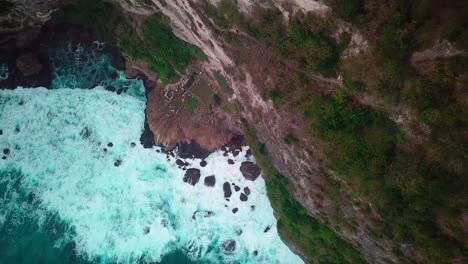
[183,168,201,186]
[200,160,207,167]
[223,182,232,198]
[243,187,251,196]
[240,162,261,181]
[240,193,248,202]
[204,175,216,187]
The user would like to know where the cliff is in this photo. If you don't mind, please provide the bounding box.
[1,0,466,263]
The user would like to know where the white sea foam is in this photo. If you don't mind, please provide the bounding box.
[0,87,303,263]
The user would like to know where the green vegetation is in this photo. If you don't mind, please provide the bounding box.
[119,16,206,83]
[213,71,231,93]
[244,123,365,263]
[53,0,205,83]
[203,0,341,77]
[283,134,299,145]
[185,97,199,112]
[212,94,222,106]
[303,90,467,262]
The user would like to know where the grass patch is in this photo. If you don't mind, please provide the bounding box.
[244,123,365,264]
[185,97,199,112]
[213,71,231,93]
[119,15,205,83]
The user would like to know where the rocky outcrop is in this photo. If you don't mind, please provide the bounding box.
[240,162,261,181]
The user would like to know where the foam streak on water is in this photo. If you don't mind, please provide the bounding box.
[0,86,302,263]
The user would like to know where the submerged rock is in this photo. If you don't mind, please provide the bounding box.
[223,182,232,198]
[204,175,216,187]
[227,159,234,165]
[114,159,122,167]
[221,240,236,253]
[240,162,261,181]
[232,208,238,214]
[3,148,10,155]
[200,160,207,167]
[234,185,240,192]
[176,159,185,166]
[192,210,215,220]
[243,187,251,196]
[183,168,201,186]
[264,226,271,233]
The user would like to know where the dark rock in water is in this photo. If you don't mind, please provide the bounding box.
[240,193,248,202]
[3,148,10,155]
[183,168,201,186]
[110,71,118,80]
[114,160,122,167]
[223,152,228,157]
[2,156,6,160]
[106,86,116,92]
[232,208,238,214]
[176,159,185,166]
[107,142,113,147]
[240,162,261,181]
[15,126,20,133]
[245,149,252,158]
[0,130,2,135]
[264,226,271,233]
[236,229,243,236]
[221,240,236,253]
[144,226,150,234]
[28,192,36,203]
[250,205,255,211]
[156,149,160,153]
[140,119,155,148]
[243,187,251,196]
[233,150,240,157]
[176,141,210,159]
[200,160,207,167]
[103,148,107,153]
[80,127,92,139]
[223,182,232,198]
[192,210,214,220]
[234,185,240,192]
[227,159,234,165]
[204,175,216,187]
[130,142,136,147]
[221,146,227,151]
[116,88,124,95]
[253,250,258,256]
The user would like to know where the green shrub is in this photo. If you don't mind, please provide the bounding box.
[334,0,363,22]
[284,134,299,144]
[212,94,222,106]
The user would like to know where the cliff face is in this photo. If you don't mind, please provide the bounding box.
[120,0,399,262]
[2,0,466,263]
